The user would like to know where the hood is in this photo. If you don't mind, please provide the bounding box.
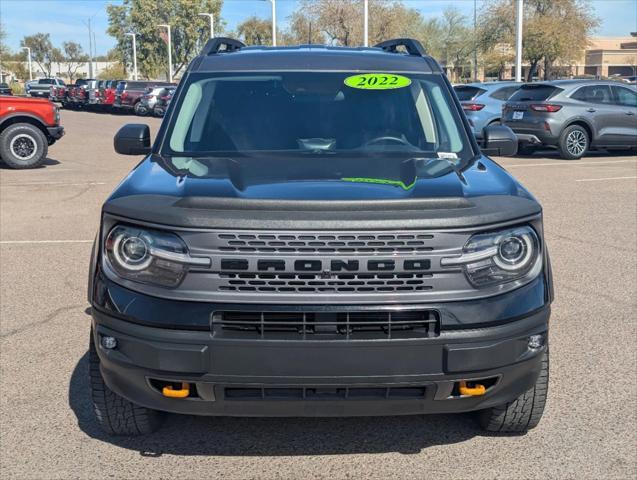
[108,155,533,203]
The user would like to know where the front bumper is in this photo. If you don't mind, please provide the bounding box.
[91,302,549,417]
[46,126,65,140]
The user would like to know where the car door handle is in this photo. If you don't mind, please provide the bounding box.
[586,108,596,113]
[626,111,635,116]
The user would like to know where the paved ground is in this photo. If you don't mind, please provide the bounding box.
[1,110,635,479]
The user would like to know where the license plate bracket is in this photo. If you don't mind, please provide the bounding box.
[513,111,524,120]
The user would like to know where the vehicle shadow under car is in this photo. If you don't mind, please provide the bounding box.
[0,157,60,170]
[68,350,497,457]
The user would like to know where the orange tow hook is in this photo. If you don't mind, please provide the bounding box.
[458,381,486,396]
[162,382,190,398]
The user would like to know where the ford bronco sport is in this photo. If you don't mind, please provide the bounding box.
[88,38,553,436]
[0,95,64,168]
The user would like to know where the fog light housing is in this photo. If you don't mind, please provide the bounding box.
[101,336,117,350]
[528,334,544,350]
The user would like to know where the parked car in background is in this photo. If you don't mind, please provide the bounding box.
[113,80,174,113]
[0,95,64,168]
[100,80,121,108]
[65,78,95,108]
[152,86,176,117]
[87,80,103,106]
[49,84,67,103]
[0,83,12,95]
[26,78,65,98]
[503,80,637,159]
[621,75,637,85]
[454,82,521,138]
[135,86,171,116]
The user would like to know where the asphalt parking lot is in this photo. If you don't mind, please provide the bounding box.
[1,110,635,479]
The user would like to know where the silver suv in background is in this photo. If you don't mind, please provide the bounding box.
[502,80,637,159]
[454,82,521,138]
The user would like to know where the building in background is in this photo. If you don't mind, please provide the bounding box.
[581,34,637,77]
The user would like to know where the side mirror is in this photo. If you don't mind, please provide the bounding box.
[114,124,151,155]
[481,124,518,157]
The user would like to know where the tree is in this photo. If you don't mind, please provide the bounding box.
[237,16,272,45]
[97,62,127,80]
[437,7,474,80]
[63,42,89,83]
[21,33,56,77]
[478,0,599,81]
[284,0,422,47]
[107,0,224,80]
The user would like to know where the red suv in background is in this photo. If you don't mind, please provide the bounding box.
[0,96,64,168]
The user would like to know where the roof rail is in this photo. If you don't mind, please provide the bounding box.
[374,38,426,57]
[201,37,246,56]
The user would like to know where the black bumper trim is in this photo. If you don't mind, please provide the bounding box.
[92,307,548,416]
[46,126,65,139]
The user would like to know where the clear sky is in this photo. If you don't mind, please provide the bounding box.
[1,0,635,56]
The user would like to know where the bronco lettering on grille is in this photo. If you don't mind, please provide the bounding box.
[221,258,431,272]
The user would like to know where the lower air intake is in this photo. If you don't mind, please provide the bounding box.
[211,309,440,340]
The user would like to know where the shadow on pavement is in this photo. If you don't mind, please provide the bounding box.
[68,350,480,457]
[0,157,61,169]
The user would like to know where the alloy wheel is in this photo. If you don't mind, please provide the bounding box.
[9,134,37,161]
[566,130,587,157]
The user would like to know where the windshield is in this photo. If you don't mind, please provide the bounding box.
[162,72,473,178]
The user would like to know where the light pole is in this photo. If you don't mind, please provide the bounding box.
[363,0,369,47]
[260,0,276,46]
[22,47,33,81]
[515,0,523,82]
[473,0,478,80]
[125,33,138,80]
[199,13,215,39]
[157,24,173,82]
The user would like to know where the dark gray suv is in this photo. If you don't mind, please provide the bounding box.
[503,80,637,159]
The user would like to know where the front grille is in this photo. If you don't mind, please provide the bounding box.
[225,386,427,401]
[218,272,433,293]
[211,309,440,340]
[216,232,434,254]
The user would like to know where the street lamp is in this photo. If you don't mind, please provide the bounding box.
[157,24,173,83]
[125,33,138,81]
[22,47,33,81]
[199,13,215,39]
[515,0,524,82]
[363,0,369,47]
[260,0,276,46]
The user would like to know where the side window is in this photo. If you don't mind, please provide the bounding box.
[571,85,613,104]
[613,87,637,107]
[490,86,519,101]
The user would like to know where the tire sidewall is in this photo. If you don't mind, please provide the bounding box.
[560,125,589,160]
[0,124,48,169]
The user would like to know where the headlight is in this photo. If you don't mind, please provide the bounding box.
[104,225,210,287]
[441,226,540,288]
[53,106,60,124]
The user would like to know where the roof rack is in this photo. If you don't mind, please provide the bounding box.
[374,38,426,57]
[201,37,246,56]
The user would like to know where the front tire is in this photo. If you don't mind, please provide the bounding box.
[559,125,589,160]
[0,123,48,169]
[134,102,147,116]
[89,334,163,435]
[478,349,549,432]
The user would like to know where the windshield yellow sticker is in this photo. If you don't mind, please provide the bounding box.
[344,73,411,90]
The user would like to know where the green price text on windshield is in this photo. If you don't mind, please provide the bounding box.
[344,73,412,90]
